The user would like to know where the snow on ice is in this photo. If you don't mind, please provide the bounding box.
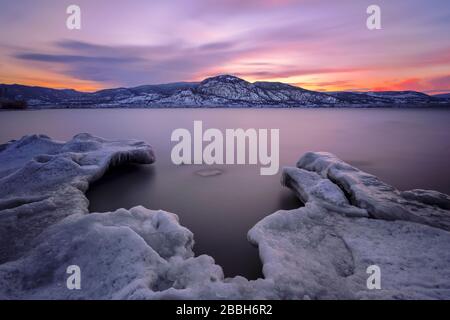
[0,135,449,299]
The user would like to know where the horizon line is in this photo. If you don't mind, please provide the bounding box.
[1,75,449,96]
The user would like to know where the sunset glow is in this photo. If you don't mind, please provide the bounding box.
[0,0,449,93]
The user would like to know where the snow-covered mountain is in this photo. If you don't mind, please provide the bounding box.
[434,93,450,99]
[1,75,448,108]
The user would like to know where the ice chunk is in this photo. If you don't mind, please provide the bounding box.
[248,204,450,299]
[296,152,450,231]
[0,133,155,264]
[282,167,368,217]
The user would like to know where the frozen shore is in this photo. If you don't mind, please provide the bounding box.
[0,134,449,299]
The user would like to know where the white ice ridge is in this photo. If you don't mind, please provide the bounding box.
[294,152,450,230]
[0,136,449,299]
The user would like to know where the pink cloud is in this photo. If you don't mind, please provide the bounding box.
[373,75,450,94]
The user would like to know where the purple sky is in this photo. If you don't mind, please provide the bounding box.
[0,0,449,92]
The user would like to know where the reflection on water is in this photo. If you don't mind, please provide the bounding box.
[86,163,301,279]
[1,108,449,279]
[195,168,224,177]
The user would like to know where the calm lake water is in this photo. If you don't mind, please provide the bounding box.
[1,108,449,279]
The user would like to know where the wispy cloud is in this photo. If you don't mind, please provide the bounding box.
[234,67,370,80]
[1,0,450,91]
[13,40,250,86]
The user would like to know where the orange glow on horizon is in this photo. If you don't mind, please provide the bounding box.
[4,76,449,95]
[0,75,107,92]
[3,67,449,94]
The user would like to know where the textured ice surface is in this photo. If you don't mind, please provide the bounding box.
[0,136,449,299]
[296,152,450,230]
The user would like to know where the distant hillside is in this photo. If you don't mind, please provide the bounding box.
[1,75,449,108]
[0,86,27,109]
[434,93,450,99]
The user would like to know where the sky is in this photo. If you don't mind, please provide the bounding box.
[0,0,449,93]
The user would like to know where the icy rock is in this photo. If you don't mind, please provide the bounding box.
[248,204,450,299]
[295,152,450,231]
[0,134,155,264]
[281,167,368,217]
[401,189,450,210]
[248,152,450,299]
[0,205,271,299]
[0,206,230,299]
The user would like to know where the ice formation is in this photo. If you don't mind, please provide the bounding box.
[295,152,450,230]
[0,136,449,299]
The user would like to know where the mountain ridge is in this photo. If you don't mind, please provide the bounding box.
[1,75,449,108]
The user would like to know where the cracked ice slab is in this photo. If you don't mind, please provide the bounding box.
[281,167,368,218]
[248,152,450,299]
[248,204,450,299]
[295,151,450,231]
[0,206,233,299]
[0,133,155,264]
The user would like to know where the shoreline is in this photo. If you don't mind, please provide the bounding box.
[2,104,450,111]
